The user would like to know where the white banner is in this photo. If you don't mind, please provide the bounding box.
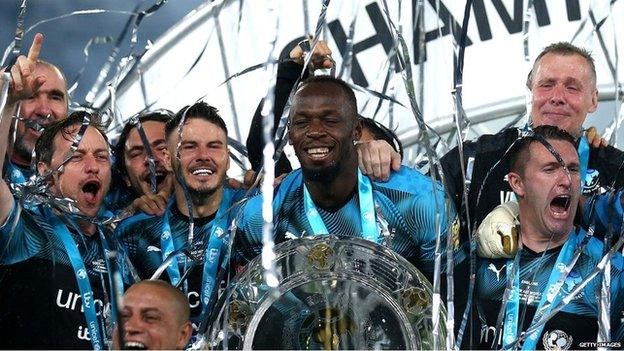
[94,0,624,149]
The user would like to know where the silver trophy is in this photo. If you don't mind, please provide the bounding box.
[205,235,446,350]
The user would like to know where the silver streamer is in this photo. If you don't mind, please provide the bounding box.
[522,0,534,128]
[271,0,332,165]
[173,105,196,250]
[258,1,281,290]
[107,250,126,350]
[2,8,138,66]
[590,2,623,147]
[449,1,474,347]
[86,1,169,104]
[67,36,113,98]
[336,1,358,81]
[0,0,28,67]
[214,8,243,142]
[127,112,159,194]
[378,1,449,348]
[597,190,619,348]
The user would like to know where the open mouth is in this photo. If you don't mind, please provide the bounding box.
[143,170,167,188]
[550,194,571,215]
[81,180,101,204]
[305,146,332,160]
[124,341,147,350]
[191,167,215,177]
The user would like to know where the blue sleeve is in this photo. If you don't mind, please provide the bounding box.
[0,201,46,264]
[408,182,460,275]
[232,195,265,266]
[114,213,162,279]
[584,190,624,237]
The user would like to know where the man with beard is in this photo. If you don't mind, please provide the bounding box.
[474,126,624,350]
[108,111,174,214]
[234,75,463,281]
[114,280,193,350]
[1,33,69,184]
[115,102,246,333]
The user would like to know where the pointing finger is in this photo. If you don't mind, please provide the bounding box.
[27,33,43,62]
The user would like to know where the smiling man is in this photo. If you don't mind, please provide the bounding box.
[475,126,624,350]
[1,34,69,184]
[234,75,463,282]
[116,102,245,335]
[115,280,193,350]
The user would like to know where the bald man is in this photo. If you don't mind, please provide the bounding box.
[2,35,69,183]
[116,280,193,350]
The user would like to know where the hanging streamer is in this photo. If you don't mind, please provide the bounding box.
[256,0,281,292]
[378,1,452,349]
[1,0,28,68]
[67,36,113,97]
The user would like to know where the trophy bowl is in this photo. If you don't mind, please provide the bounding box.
[205,235,446,350]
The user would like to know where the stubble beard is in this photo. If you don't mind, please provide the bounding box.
[301,163,341,183]
[12,137,35,165]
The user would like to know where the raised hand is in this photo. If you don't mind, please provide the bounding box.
[9,33,45,103]
[289,39,333,70]
[585,126,608,149]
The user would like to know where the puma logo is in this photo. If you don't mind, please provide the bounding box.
[488,263,505,282]
[284,232,298,240]
[147,245,161,252]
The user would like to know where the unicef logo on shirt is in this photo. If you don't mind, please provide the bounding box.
[582,169,600,195]
[77,268,87,280]
[542,329,573,350]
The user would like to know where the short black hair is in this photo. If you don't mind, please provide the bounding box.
[113,110,173,177]
[508,125,577,175]
[35,110,109,165]
[527,42,596,89]
[165,102,228,140]
[296,75,358,122]
[359,116,404,158]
